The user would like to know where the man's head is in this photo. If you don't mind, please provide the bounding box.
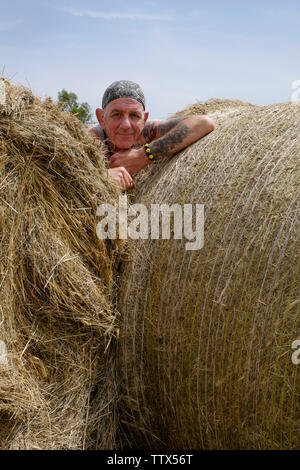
[96,80,149,151]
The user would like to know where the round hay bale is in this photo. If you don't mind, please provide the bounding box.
[0,79,120,449]
[117,100,300,449]
[171,97,255,118]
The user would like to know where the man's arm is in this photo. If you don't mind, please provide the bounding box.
[109,115,215,175]
[138,115,214,158]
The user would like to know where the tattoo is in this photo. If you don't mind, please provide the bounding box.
[150,122,188,158]
[141,117,186,143]
[142,121,159,141]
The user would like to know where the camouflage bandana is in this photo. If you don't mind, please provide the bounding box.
[102,80,145,110]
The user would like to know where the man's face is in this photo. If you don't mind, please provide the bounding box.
[96,98,148,150]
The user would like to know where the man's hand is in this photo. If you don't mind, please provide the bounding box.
[108,167,134,191]
[109,148,150,175]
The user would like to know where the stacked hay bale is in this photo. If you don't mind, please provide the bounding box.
[117,99,300,449]
[0,79,120,449]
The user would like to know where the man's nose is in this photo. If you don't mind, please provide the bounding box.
[119,115,131,129]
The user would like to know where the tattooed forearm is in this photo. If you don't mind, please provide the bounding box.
[139,115,214,161]
[149,123,189,158]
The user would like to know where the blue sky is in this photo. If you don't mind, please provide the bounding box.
[1,0,300,120]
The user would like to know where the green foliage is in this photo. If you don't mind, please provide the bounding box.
[57,89,93,124]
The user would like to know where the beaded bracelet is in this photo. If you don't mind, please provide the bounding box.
[144,143,158,163]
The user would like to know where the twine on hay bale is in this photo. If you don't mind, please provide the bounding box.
[117,99,300,449]
[0,79,120,449]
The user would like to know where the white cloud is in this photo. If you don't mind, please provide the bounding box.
[57,7,173,21]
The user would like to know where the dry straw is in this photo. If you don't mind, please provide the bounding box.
[117,99,300,449]
[0,79,120,449]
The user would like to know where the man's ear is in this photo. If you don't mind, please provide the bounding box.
[144,111,149,124]
[96,108,105,128]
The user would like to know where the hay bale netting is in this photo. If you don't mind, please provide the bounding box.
[0,78,120,449]
[117,99,300,449]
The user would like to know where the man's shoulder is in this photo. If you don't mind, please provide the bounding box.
[143,119,163,130]
[138,119,163,144]
[87,124,105,139]
[138,117,185,144]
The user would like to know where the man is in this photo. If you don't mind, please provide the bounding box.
[88,80,215,191]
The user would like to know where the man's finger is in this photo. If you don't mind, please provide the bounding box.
[126,174,134,188]
[122,168,133,189]
[121,174,126,191]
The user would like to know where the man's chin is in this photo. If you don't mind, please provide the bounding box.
[115,139,135,150]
